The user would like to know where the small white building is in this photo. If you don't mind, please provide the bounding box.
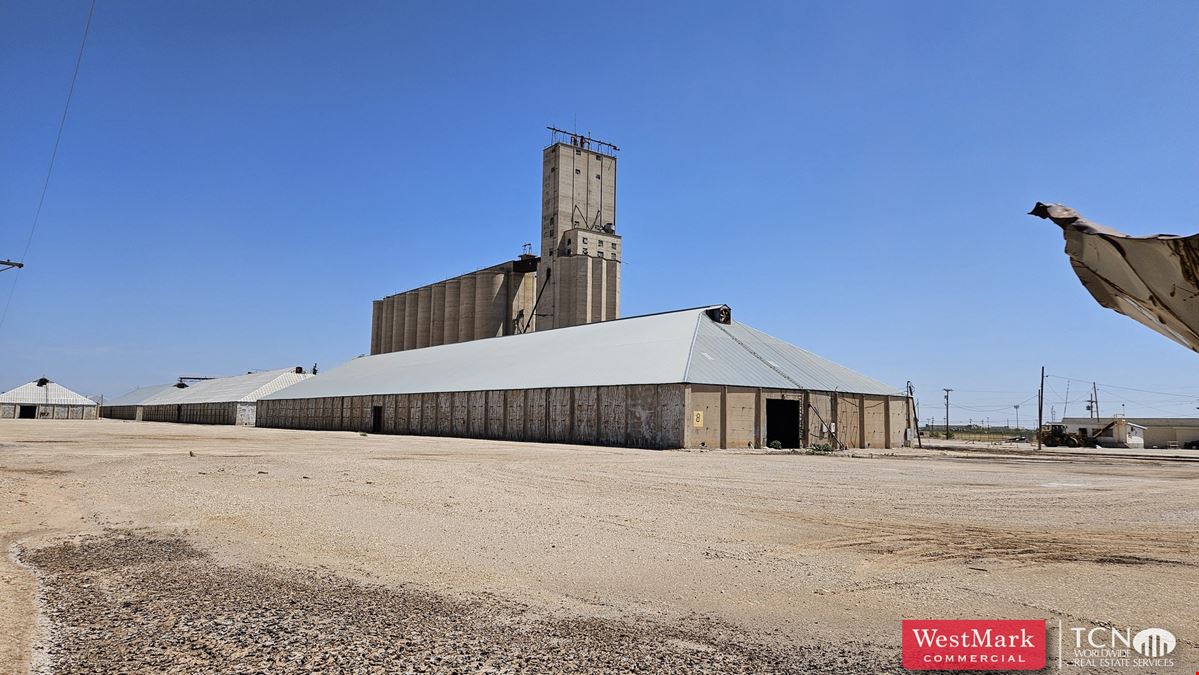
[0,378,98,420]
[1060,416,1146,449]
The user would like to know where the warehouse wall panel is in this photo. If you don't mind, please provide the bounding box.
[598,385,627,446]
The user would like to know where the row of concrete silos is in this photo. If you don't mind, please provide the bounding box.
[371,265,523,354]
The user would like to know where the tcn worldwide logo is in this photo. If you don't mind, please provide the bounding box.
[1061,624,1177,669]
[902,620,1046,670]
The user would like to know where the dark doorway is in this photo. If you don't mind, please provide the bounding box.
[372,405,383,434]
[766,399,801,448]
[18,405,36,419]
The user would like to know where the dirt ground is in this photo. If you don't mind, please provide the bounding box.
[1,420,1196,673]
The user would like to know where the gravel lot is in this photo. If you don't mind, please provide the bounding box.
[2,420,1196,673]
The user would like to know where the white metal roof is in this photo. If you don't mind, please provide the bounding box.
[0,379,97,406]
[105,383,186,407]
[143,368,312,405]
[264,306,900,401]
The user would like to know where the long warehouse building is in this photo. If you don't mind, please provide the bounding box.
[114,367,313,426]
[261,306,913,449]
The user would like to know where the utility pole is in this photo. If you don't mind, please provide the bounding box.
[1037,366,1044,450]
[1092,382,1099,420]
[906,381,922,448]
[1014,404,1020,431]
[943,388,952,440]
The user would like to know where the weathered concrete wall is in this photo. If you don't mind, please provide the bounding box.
[255,387,913,450]
[863,396,888,448]
[485,391,504,439]
[526,388,547,440]
[807,392,834,446]
[144,402,239,425]
[597,385,626,446]
[683,385,721,449]
[437,392,453,436]
[836,394,862,448]
[573,386,597,444]
[504,389,525,441]
[100,405,138,420]
[725,387,758,449]
[235,402,256,426]
[548,387,572,442]
[259,384,687,449]
[2,404,97,420]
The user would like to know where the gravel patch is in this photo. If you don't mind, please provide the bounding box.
[21,531,902,673]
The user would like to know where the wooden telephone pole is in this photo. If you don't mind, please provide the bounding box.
[1037,366,1044,450]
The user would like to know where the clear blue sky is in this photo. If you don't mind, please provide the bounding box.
[3,1,1198,422]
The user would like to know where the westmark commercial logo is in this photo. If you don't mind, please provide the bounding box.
[902,620,1046,670]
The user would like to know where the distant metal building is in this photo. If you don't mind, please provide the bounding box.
[0,378,97,420]
[100,383,188,421]
[262,306,913,450]
[135,367,313,426]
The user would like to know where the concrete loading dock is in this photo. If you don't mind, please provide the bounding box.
[262,306,912,449]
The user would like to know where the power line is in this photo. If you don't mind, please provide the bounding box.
[1045,374,1197,400]
[0,0,96,334]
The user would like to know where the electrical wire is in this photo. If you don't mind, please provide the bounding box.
[0,0,96,335]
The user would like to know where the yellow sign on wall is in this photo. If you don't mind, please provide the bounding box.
[693,410,704,427]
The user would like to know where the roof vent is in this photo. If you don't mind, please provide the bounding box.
[35,377,49,387]
[705,305,732,324]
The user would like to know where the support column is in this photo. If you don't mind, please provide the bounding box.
[858,393,866,449]
[884,396,892,450]
[801,390,810,447]
[720,385,728,449]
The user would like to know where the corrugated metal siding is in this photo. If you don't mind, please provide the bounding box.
[0,381,97,406]
[144,368,312,405]
[105,383,183,407]
[685,320,900,395]
[266,306,899,401]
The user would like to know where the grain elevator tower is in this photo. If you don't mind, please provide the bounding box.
[536,128,621,330]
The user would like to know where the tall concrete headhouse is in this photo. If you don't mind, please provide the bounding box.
[370,128,621,353]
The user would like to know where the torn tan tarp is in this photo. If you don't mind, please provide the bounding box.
[1030,202,1199,353]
